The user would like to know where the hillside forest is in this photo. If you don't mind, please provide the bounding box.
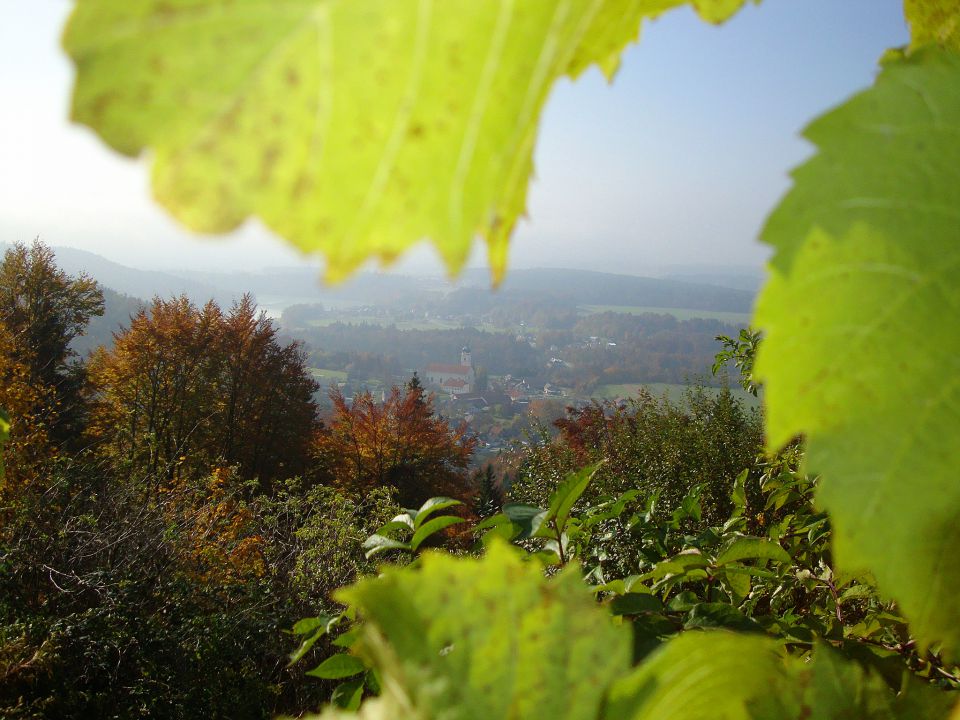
[1,241,956,718]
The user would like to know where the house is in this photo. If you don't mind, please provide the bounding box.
[508,387,529,403]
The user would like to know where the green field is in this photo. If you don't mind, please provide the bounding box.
[308,367,348,382]
[592,382,761,408]
[308,316,463,331]
[581,305,751,325]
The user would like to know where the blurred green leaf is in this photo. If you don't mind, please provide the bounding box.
[605,631,801,720]
[755,48,960,656]
[63,0,755,282]
[336,542,630,720]
[905,0,960,51]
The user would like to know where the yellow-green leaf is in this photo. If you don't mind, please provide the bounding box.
[605,634,952,720]
[605,632,801,719]
[336,542,630,720]
[64,0,754,283]
[906,0,960,51]
[303,696,409,720]
[755,49,960,655]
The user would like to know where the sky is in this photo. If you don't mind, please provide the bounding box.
[0,1,910,277]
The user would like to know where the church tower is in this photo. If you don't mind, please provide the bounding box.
[461,346,472,368]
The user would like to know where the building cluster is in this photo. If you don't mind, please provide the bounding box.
[424,346,476,395]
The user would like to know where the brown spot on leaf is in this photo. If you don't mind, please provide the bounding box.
[260,144,280,183]
[293,175,311,200]
[90,93,112,123]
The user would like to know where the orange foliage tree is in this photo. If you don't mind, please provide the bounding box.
[315,375,476,507]
[166,466,267,586]
[87,294,319,488]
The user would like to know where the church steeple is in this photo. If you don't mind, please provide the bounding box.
[461,346,472,368]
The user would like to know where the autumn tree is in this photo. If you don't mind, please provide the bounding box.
[0,240,103,440]
[217,295,319,482]
[315,376,476,506]
[0,322,57,514]
[87,294,319,487]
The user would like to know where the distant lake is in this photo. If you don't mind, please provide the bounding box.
[256,295,366,319]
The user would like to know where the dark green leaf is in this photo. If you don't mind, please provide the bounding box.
[546,463,601,532]
[714,536,791,566]
[410,515,464,551]
[293,614,337,636]
[684,603,762,632]
[501,503,548,540]
[667,592,699,612]
[362,534,411,559]
[610,593,663,616]
[414,497,462,528]
[332,626,362,649]
[306,653,366,680]
[331,676,365,711]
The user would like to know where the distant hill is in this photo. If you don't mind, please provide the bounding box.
[173,266,427,308]
[72,287,143,357]
[2,243,755,315]
[465,268,755,313]
[46,246,229,303]
[659,270,763,293]
[164,265,756,313]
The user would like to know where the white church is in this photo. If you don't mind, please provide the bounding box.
[424,346,475,395]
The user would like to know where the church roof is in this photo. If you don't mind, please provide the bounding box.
[441,377,468,388]
[427,363,472,375]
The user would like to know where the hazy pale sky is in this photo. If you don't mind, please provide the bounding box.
[1,1,909,275]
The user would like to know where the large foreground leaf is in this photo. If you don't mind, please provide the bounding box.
[755,49,960,654]
[906,0,960,51]
[606,633,799,719]
[605,633,951,720]
[64,0,753,282]
[335,542,631,720]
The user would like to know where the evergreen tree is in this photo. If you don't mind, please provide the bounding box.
[473,465,503,520]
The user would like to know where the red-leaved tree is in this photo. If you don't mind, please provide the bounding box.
[315,376,476,507]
